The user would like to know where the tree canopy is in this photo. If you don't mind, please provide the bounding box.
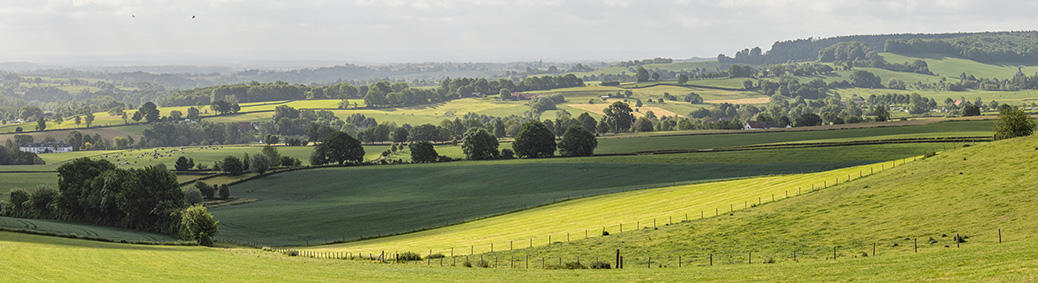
[461,127,499,160]
[994,105,1035,140]
[513,120,556,158]
[313,131,365,165]
[557,125,597,157]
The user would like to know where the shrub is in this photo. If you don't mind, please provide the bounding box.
[589,261,611,269]
[427,253,445,259]
[398,251,422,261]
[287,250,299,256]
[764,257,776,263]
[500,148,514,159]
[474,259,490,268]
[563,262,587,269]
[601,230,610,236]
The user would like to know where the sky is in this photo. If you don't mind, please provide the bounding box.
[2,0,1037,65]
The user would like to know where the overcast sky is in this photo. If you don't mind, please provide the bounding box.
[2,0,1036,65]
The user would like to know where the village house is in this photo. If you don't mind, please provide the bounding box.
[743,121,788,130]
[19,141,74,154]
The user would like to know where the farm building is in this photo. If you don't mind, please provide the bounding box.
[743,121,787,130]
[19,142,73,154]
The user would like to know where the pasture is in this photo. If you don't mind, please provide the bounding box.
[476,135,1038,269]
[3,230,1037,281]
[306,161,903,255]
[214,140,942,247]
[592,119,993,154]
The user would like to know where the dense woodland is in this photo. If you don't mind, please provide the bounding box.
[719,31,1033,64]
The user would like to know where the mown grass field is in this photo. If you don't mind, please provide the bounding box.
[474,135,1038,269]
[3,230,1037,281]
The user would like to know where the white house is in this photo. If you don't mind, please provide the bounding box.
[744,121,788,130]
[19,142,74,154]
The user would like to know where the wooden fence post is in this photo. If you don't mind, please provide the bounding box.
[749,252,752,264]
[999,228,1003,243]
[679,255,682,267]
[914,238,917,253]
[833,246,837,259]
[873,242,876,256]
[648,256,651,268]
[793,249,797,262]
[709,254,712,266]
[616,249,620,269]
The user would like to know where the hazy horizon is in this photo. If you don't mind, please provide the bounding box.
[4,0,1037,66]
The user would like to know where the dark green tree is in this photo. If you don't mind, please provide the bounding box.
[186,107,201,121]
[35,118,46,131]
[635,67,650,83]
[962,104,981,116]
[174,156,192,171]
[558,125,597,157]
[513,120,556,158]
[138,102,160,123]
[250,153,271,174]
[221,155,244,175]
[462,128,499,160]
[576,112,597,133]
[873,105,890,122]
[603,101,634,133]
[315,131,365,165]
[677,73,689,85]
[409,141,438,163]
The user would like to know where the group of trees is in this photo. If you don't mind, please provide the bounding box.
[3,158,184,235]
[164,75,584,109]
[139,121,254,148]
[885,32,1038,63]
[459,119,597,160]
[0,144,43,165]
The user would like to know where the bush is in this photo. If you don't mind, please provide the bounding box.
[427,253,445,259]
[500,148,514,159]
[589,261,611,269]
[601,230,610,236]
[474,259,490,268]
[398,251,422,261]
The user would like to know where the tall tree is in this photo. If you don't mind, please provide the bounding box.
[635,67,650,83]
[557,125,597,157]
[84,112,95,128]
[512,120,556,158]
[603,101,634,133]
[409,141,438,163]
[462,128,499,160]
[139,102,160,123]
[315,131,364,165]
[36,118,46,131]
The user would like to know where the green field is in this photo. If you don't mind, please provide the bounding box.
[466,135,1038,268]
[212,140,945,247]
[593,120,992,154]
[0,217,177,242]
[3,230,1036,281]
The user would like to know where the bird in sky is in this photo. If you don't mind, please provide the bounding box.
[131,14,135,18]
[192,15,196,19]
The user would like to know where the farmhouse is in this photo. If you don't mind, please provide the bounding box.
[19,141,73,154]
[743,121,786,130]
[513,92,539,100]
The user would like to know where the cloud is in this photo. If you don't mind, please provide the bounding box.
[1,0,1035,63]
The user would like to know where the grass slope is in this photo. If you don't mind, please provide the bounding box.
[309,160,902,255]
[0,217,177,242]
[212,160,868,246]
[594,120,991,154]
[479,135,1038,268]
[3,230,1036,281]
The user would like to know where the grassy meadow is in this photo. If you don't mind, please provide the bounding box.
[3,230,1037,281]
[469,135,1038,269]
